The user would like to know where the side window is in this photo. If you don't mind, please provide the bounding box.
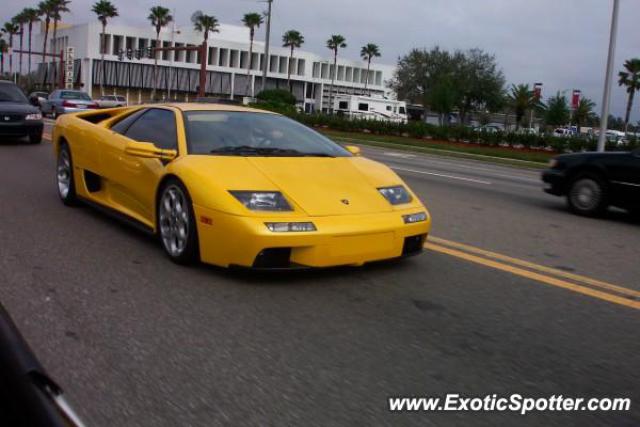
[124,108,178,150]
[111,109,148,135]
[358,103,369,112]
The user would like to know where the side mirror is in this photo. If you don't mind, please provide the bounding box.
[124,141,177,161]
[344,145,361,156]
[29,96,39,106]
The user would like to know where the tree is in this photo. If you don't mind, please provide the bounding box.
[38,0,55,65]
[92,0,118,96]
[1,21,18,76]
[14,12,28,77]
[456,48,505,124]
[544,92,570,127]
[242,13,263,97]
[360,43,380,94]
[507,84,536,130]
[22,7,40,79]
[148,6,172,100]
[618,58,640,132]
[429,76,459,126]
[572,98,595,131]
[0,38,7,75]
[50,0,71,56]
[326,34,346,113]
[282,30,304,93]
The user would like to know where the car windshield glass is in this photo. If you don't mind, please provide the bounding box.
[61,91,91,100]
[0,84,28,103]
[184,111,351,157]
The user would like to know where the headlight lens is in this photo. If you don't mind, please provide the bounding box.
[25,113,42,120]
[378,186,412,205]
[265,222,316,232]
[230,191,292,211]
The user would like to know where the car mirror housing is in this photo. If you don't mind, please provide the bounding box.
[124,141,177,161]
[344,145,361,156]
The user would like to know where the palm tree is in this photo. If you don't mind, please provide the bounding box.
[507,84,536,130]
[92,0,118,96]
[282,30,304,93]
[326,34,346,114]
[544,92,570,127]
[0,38,7,75]
[1,22,19,77]
[22,8,40,79]
[193,13,219,92]
[360,43,380,94]
[14,12,28,77]
[38,0,55,64]
[50,0,71,56]
[618,58,640,133]
[242,12,263,97]
[148,6,172,100]
[572,98,595,131]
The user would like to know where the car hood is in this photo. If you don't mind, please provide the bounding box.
[177,155,417,216]
[0,102,39,115]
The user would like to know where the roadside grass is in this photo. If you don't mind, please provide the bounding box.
[320,130,553,169]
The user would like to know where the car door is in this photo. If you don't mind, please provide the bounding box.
[101,107,179,225]
[606,151,640,207]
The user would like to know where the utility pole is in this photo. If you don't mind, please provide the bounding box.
[597,0,620,152]
[260,0,273,93]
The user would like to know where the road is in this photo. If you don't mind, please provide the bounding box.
[0,122,638,426]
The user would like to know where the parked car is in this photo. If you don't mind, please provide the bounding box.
[552,128,576,138]
[474,125,501,133]
[96,94,127,108]
[28,91,48,108]
[40,90,99,118]
[0,80,44,144]
[542,149,640,217]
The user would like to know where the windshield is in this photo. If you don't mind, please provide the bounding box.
[184,111,351,157]
[61,91,92,101]
[0,84,28,103]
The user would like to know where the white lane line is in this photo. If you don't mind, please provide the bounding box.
[390,166,492,185]
[383,152,417,159]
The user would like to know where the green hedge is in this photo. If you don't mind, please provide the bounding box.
[276,112,638,153]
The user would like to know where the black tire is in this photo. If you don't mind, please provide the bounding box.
[56,143,78,206]
[567,174,608,217]
[29,133,42,144]
[157,178,199,265]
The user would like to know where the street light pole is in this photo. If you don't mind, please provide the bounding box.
[260,0,273,93]
[597,0,620,152]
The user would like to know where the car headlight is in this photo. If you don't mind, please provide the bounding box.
[378,186,412,205]
[229,191,292,211]
[25,113,42,120]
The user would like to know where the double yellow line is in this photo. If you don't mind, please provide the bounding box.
[425,237,640,310]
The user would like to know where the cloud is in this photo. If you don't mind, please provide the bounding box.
[2,0,638,121]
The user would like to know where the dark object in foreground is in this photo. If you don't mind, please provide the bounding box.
[542,148,640,217]
[0,303,84,427]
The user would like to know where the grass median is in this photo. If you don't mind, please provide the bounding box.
[320,130,553,169]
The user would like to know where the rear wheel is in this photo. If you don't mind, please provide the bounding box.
[157,179,199,264]
[56,143,78,206]
[567,175,607,216]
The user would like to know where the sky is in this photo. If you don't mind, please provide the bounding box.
[2,0,639,121]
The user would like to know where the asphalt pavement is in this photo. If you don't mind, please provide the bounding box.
[0,125,638,426]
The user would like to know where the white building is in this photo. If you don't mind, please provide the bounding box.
[34,21,395,112]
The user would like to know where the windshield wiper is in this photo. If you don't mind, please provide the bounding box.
[209,146,334,157]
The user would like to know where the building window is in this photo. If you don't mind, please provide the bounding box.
[337,66,345,81]
[230,50,239,68]
[219,48,228,67]
[321,63,329,79]
[297,59,305,76]
[358,103,368,112]
[312,62,320,78]
[338,101,348,110]
[375,71,383,86]
[269,55,278,72]
[112,35,123,55]
[162,41,171,61]
[345,67,353,82]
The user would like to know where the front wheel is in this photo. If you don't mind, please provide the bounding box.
[157,179,199,265]
[57,143,78,206]
[567,176,607,217]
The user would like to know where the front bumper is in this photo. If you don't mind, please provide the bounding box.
[541,169,566,196]
[0,120,44,137]
[193,205,432,268]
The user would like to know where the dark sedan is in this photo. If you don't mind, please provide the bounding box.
[542,149,640,217]
[0,80,44,144]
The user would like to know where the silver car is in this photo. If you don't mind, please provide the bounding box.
[41,90,98,118]
[96,95,127,108]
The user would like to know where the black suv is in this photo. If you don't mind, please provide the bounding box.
[0,80,44,144]
[542,149,640,217]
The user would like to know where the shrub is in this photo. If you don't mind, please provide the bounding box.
[255,89,296,106]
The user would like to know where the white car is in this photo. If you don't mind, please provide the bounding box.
[96,95,127,108]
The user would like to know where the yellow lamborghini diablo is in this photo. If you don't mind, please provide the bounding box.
[53,103,431,268]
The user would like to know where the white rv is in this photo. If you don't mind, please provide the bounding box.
[333,95,408,123]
